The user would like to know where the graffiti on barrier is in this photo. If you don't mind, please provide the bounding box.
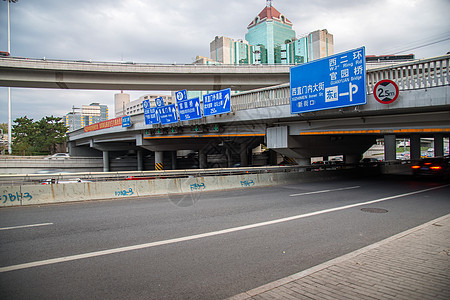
[2,192,33,204]
[115,188,134,197]
[240,180,255,187]
[190,183,206,191]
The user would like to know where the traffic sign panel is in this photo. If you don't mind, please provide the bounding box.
[175,90,188,102]
[122,116,131,127]
[373,79,399,104]
[203,88,231,116]
[178,97,202,121]
[143,99,159,125]
[290,47,367,114]
[154,97,165,107]
[157,104,178,125]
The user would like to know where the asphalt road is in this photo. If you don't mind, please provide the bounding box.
[1,175,449,299]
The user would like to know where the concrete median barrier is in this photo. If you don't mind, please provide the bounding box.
[1,169,369,207]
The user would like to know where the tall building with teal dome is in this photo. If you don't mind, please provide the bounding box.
[245,2,296,64]
[194,1,333,66]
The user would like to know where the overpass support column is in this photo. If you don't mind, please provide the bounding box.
[155,151,164,170]
[410,134,421,161]
[344,154,362,164]
[199,150,207,169]
[171,151,177,170]
[137,150,144,171]
[384,135,396,162]
[240,143,249,167]
[226,148,233,168]
[269,150,278,166]
[434,134,444,157]
[103,151,110,172]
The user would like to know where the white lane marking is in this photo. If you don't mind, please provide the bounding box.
[290,186,360,197]
[0,223,53,231]
[1,184,448,273]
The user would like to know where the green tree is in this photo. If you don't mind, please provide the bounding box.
[12,116,67,155]
[0,123,7,154]
[12,116,36,155]
[36,116,67,154]
[0,123,7,134]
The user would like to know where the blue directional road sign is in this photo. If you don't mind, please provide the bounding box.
[178,97,202,121]
[157,104,178,125]
[143,99,159,125]
[203,88,231,116]
[154,97,165,107]
[122,116,131,127]
[175,90,188,102]
[290,47,366,114]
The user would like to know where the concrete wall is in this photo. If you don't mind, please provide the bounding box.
[0,157,103,174]
[0,169,370,207]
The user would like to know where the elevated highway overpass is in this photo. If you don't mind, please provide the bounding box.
[0,57,291,91]
[65,55,450,170]
[1,54,449,171]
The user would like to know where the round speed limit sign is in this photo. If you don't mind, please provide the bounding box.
[373,79,399,104]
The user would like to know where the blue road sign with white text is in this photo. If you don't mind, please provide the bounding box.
[122,116,131,127]
[290,47,366,114]
[178,97,202,121]
[203,88,231,116]
[154,97,165,107]
[175,90,188,102]
[143,99,159,125]
[157,104,178,125]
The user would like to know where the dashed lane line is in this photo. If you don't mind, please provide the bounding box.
[0,223,53,231]
[289,186,360,197]
[1,184,448,273]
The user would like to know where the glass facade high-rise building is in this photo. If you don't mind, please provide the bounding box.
[200,2,334,66]
[63,102,109,132]
[245,3,296,64]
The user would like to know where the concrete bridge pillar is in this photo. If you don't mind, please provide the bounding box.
[155,151,164,170]
[410,134,421,160]
[434,133,444,157]
[137,150,144,171]
[103,151,110,172]
[344,154,362,164]
[269,150,278,166]
[384,135,396,161]
[240,143,249,167]
[226,148,233,168]
[199,150,207,169]
[171,151,177,170]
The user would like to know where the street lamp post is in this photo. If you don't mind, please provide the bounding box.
[4,0,18,154]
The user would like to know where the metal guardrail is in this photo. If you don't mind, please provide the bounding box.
[231,54,450,112]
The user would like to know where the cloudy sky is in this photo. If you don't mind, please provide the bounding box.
[0,0,449,124]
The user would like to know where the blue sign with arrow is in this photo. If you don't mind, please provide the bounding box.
[203,88,231,116]
[143,99,159,125]
[157,104,178,125]
[290,47,366,114]
[178,97,202,121]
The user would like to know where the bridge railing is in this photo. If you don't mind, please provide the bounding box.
[366,54,449,92]
[232,83,291,111]
[231,54,450,112]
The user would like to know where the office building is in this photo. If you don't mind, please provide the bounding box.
[206,2,333,65]
[115,91,130,117]
[63,102,108,132]
[125,94,173,116]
